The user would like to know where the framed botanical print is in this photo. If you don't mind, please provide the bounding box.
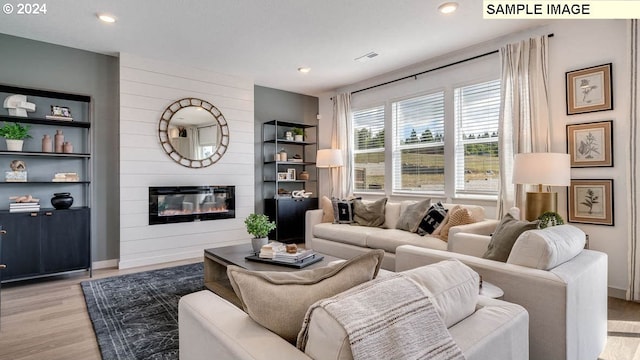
[566,63,613,115]
[566,120,613,167]
[568,179,614,226]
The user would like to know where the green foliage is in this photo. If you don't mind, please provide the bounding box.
[0,122,31,140]
[291,127,304,136]
[537,211,565,229]
[580,189,599,214]
[244,213,276,238]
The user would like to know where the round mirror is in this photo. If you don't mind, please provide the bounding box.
[159,98,229,168]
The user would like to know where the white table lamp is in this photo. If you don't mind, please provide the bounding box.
[316,149,344,198]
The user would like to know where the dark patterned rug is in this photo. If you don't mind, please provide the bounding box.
[81,262,204,360]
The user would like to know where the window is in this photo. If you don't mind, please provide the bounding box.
[353,105,385,191]
[392,92,445,193]
[454,79,501,195]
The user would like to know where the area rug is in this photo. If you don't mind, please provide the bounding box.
[81,262,204,360]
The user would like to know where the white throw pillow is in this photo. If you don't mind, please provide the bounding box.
[401,258,479,327]
[507,224,586,270]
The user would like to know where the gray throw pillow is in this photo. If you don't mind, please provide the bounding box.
[227,250,384,344]
[353,197,387,227]
[396,199,430,232]
[416,202,448,235]
[483,213,538,262]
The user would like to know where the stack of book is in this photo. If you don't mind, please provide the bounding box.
[259,242,285,258]
[52,172,79,182]
[9,201,40,213]
[273,249,316,263]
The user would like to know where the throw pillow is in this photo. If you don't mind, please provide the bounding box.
[439,207,475,241]
[482,213,538,262]
[395,199,431,232]
[226,249,384,344]
[432,205,460,235]
[331,198,357,224]
[353,197,387,227]
[416,202,448,235]
[320,196,334,223]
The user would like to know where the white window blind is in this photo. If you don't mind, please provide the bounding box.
[353,105,385,191]
[392,92,445,193]
[454,79,500,195]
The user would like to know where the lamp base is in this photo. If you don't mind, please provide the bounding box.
[525,192,557,221]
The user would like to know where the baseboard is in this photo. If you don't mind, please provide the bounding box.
[92,259,119,269]
[608,287,627,299]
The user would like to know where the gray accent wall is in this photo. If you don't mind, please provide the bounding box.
[0,33,119,262]
[254,86,318,213]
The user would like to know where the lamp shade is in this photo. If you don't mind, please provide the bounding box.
[316,149,344,168]
[513,153,570,186]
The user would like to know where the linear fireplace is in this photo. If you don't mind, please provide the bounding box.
[149,186,235,225]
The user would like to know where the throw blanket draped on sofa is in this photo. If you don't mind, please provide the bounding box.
[297,274,464,360]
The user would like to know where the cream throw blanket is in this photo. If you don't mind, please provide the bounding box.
[297,274,465,360]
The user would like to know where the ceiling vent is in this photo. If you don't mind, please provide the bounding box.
[355,51,379,63]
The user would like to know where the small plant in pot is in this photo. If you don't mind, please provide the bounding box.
[244,213,276,253]
[291,127,304,142]
[537,211,564,229]
[0,122,31,151]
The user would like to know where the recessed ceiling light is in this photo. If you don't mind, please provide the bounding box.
[97,14,116,23]
[298,67,311,74]
[438,2,458,14]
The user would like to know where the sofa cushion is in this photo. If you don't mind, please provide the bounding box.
[226,249,384,344]
[433,205,459,236]
[401,258,480,328]
[320,196,334,223]
[417,202,448,235]
[366,229,447,253]
[353,197,387,227]
[332,198,357,224]
[443,203,486,222]
[395,199,430,232]
[507,224,586,270]
[483,213,538,262]
[313,223,385,247]
[440,207,475,241]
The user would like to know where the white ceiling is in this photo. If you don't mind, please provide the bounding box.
[0,0,548,96]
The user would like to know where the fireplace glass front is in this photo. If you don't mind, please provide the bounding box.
[149,186,235,225]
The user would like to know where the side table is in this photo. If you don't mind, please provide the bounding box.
[480,281,504,299]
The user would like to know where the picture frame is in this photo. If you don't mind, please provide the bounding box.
[277,172,288,181]
[566,120,613,167]
[51,105,72,118]
[286,168,296,180]
[568,179,614,226]
[566,63,612,115]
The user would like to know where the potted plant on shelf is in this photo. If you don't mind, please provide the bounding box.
[244,213,276,253]
[0,122,31,151]
[291,127,304,142]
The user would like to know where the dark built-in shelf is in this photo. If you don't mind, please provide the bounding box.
[0,150,90,158]
[263,180,314,183]
[264,120,316,128]
[264,160,315,165]
[0,84,91,102]
[0,181,90,185]
[264,139,317,146]
[0,206,90,214]
[0,115,90,128]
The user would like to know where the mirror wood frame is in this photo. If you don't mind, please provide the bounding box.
[158,98,230,168]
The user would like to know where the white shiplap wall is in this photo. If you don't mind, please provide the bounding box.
[119,53,254,268]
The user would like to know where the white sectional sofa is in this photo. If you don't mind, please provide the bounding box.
[395,224,608,360]
[305,201,498,270]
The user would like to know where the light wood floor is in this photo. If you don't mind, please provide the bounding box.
[0,259,639,360]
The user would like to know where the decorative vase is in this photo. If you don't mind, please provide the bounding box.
[51,192,73,210]
[63,141,73,153]
[42,134,52,152]
[251,237,268,253]
[279,149,287,161]
[294,134,303,142]
[299,170,310,180]
[54,130,64,153]
[6,139,23,151]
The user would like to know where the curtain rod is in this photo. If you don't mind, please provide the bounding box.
[349,33,554,96]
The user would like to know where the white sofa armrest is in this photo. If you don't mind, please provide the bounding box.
[395,245,607,360]
[179,290,311,360]
[448,219,499,238]
[305,209,323,249]
[447,233,491,257]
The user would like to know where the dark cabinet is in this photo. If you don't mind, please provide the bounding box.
[0,208,90,282]
[265,197,318,243]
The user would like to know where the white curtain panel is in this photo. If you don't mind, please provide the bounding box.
[497,35,551,218]
[628,19,640,301]
[332,93,353,199]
